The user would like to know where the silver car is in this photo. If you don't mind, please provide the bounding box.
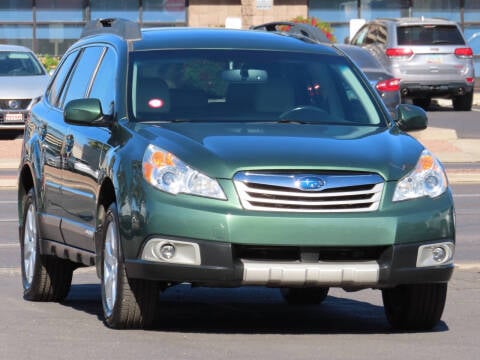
[0,45,50,134]
[351,17,475,111]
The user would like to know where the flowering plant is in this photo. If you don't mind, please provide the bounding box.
[286,16,336,43]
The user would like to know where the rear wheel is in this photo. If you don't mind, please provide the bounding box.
[101,203,159,329]
[281,287,329,305]
[452,92,473,111]
[412,97,431,110]
[382,283,447,331]
[21,189,74,301]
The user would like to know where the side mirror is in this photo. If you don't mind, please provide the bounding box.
[394,104,428,131]
[64,98,112,126]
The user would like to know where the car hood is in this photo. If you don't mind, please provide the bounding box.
[0,75,49,99]
[135,122,424,181]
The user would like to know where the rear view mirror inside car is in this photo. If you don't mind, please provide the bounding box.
[222,68,268,83]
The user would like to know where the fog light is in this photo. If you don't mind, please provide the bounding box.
[432,247,447,262]
[416,242,454,267]
[159,243,176,260]
[141,238,201,265]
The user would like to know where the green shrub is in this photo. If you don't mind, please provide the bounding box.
[288,16,336,43]
[38,54,60,71]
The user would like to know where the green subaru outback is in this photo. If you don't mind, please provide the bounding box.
[18,19,455,330]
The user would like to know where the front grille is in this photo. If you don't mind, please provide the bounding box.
[234,171,384,212]
[0,99,32,110]
[234,245,388,262]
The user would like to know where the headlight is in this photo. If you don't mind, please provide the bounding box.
[393,150,448,202]
[142,144,226,200]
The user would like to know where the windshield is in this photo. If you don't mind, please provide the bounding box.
[129,49,385,126]
[0,51,46,76]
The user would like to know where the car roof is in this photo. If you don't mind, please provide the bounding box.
[132,27,336,54]
[78,19,339,56]
[375,17,458,26]
[335,44,387,71]
[0,44,35,53]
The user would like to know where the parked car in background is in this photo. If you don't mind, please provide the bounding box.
[336,44,401,114]
[19,19,455,331]
[350,17,475,111]
[0,45,49,135]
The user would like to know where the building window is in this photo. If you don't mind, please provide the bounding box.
[36,24,83,56]
[309,0,409,44]
[36,0,84,21]
[142,0,186,25]
[0,0,32,21]
[91,0,139,22]
[412,0,460,21]
[0,24,32,47]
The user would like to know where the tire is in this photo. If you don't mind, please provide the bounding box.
[101,203,159,329]
[412,98,431,110]
[281,287,329,305]
[382,283,447,331]
[20,189,74,302]
[452,92,473,111]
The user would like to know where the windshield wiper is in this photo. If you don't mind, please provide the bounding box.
[276,119,309,124]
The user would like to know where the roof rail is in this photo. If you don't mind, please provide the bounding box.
[81,18,142,40]
[250,21,331,44]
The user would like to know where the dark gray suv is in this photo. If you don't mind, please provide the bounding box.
[351,17,475,111]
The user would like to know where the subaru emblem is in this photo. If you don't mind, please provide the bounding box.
[295,176,326,191]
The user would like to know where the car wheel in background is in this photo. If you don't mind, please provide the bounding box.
[101,203,159,329]
[452,92,473,111]
[21,188,74,301]
[382,283,447,331]
[281,287,329,305]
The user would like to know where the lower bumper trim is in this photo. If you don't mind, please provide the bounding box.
[241,260,379,286]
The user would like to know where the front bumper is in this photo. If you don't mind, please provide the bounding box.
[0,110,29,130]
[125,238,454,288]
[122,181,455,288]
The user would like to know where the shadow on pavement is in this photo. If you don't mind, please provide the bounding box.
[62,283,449,334]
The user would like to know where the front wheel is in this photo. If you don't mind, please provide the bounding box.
[382,283,447,331]
[101,203,159,329]
[21,189,74,301]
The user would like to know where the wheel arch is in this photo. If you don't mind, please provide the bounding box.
[94,176,117,277]
[17,164,36,230]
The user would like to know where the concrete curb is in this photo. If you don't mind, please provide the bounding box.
[0,160,19,169]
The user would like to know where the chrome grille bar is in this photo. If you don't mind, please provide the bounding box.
[234,172,384,213]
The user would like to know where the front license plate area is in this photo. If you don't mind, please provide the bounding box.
[4,113,24,122]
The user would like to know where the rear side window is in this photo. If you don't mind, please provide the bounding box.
[88,48,116,116]
[397,25,465,46]
[60,46,105,109]
[46,50,79,107]
[351,26,369,46]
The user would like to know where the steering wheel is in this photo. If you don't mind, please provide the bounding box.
[278,105,329,123]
